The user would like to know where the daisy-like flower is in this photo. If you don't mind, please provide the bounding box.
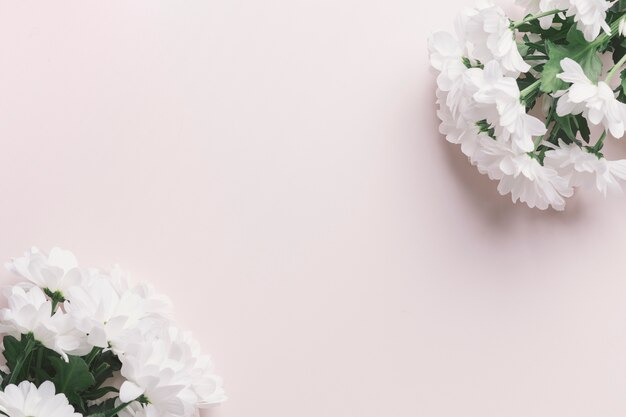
[64,272,171,354]
[438,94,490,165]
[556,58,626,138]
[5,247,85,298]
[428,31,466,85]
[0,286,91,361]
[0,381,81,417]
[474,136,573,210]
[428,31,473,116]
[465,61,547,152]
[456,2,530,76]
[157,327,226,407]
[118,345,196,417]
[516,0,568,29]
[436,91,464,144]
[118,324,226,417]
[429,31,489,161]
[566,0,613,42]
[544,140,626,195]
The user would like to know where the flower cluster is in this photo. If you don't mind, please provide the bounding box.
[0,247,225,417]
[429,0,626,210]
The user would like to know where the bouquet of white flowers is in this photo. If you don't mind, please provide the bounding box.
[0,248,225,417]
[429,0,626,210]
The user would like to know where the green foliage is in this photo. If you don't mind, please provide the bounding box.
[2,334,36,386]
[1,335,128,417]
[50,355,95,410]
[612,0,626,13]
[507,10,626,158]
[550,112,591,145]
[541,27,603,93]
[476,120,496,139]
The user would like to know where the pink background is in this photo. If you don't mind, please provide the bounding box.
[1,0,626,416]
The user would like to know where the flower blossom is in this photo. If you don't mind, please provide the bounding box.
[5,247,85,298]
[473,136,573,210]
[0,286,90,361]
[63,270,172,354]
[465,61,547,152]
[116,321,226,417]
[556,58,626,138]
[516,0,568,29]
[544,140,626,195]
[0,381,81,417]
[567,0,613,42]
[457,2,530,76]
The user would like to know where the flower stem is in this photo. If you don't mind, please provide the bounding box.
[6,335,36,386]
[520,79,542,101]
[512,9,562,29]
[524,55,549,60]
[516,13,626,106]
[103,401,132,417]
[85,400,133,417]
[593,131,607,152]
[606,53,626,83]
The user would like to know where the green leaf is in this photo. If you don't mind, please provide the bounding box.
[50,355,95,395]
[574,114,591,143]
[2,334,37,388]
[3,335,23,372]
[90,350,121,388]
[540,27,603,93]
[565,24,588,46]
[82,386,119,401]
[615,0,626,12]
[554,113,576,140]
[541,42,569,93]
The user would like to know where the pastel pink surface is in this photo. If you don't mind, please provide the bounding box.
[0,0,625,416]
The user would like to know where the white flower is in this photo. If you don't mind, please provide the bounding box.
[566,0,613,42]
[428,31,472,115]
[428,31,465,77]
[0,286,90,360]
[1,247,225,416]
[158,327,226,407]
[429,32,491,161]
[119,347,195,417]
[474,137,573,210]
[0,381,81,417]
[64,272,171,354]
[117,324,226,417]
[5,247,85,298]
[556,58,626,138]
[436,91,466,146]
[516,0,568,29]
[436,91,491,163]
[428,31,470,118]
[544,140,626,195]
[465,61,547,152]
[456,2,530,76]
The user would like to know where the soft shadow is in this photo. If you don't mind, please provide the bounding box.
[199,407,223,417]
[428,79,588,230]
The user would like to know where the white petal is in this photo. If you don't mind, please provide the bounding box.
[119,381,145,403]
